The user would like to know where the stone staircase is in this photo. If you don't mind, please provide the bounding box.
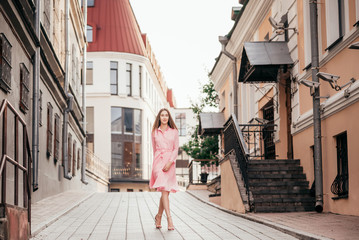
[247,159,315,212]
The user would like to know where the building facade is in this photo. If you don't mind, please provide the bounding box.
[86,0,171,192]
[210,0,359,216]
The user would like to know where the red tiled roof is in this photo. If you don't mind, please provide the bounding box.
[87,0,146,56]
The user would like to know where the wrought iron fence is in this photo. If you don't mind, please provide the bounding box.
[188,159,219,184]
[223,114,250,198]
[331,174,348,197]
[86,148,110,181]
[0,99,32,226]
[239,123,276,160]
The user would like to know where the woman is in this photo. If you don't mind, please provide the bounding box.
[149,108,179,231]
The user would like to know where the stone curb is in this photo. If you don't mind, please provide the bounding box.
[31,192,96,238]
[186,191,332,240]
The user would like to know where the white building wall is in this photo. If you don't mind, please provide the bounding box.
[86,52,169,182]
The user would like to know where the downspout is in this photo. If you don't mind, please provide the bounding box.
[62,0,72,179]
[309,1,323,212]
[32,0,40,191]
[221,46,238,118]
[81,0,88,184]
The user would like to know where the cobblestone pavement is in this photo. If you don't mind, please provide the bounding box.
[31,192,299,240]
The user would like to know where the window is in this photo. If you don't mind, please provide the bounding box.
[111,107,142,180]
[43,0,51,34]
[86,25,93,43]
[111,107,122,133]
[19,63,30,113]
[325,0,345,50]
[175,113,186,136]
[86,61,93,85]
[303,0,311,68]
[54,114,60,163]
[220,91,225,111]
[0,33,12,92]
[81,0,95,7]
[72,141,76,176]
[134,109,141,135]
[331,132,349,198]
[124,108,133,134]
[139,65,142,97]
[86,107,95,152]
[126,63,132,96]
[356,0,359,24]
[68,134,72,173]
[39,90,43,126]
[110,61,118,95]
[47,103,53,158]
[77,148,81,170]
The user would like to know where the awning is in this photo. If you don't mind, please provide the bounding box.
[198,112,225,136]
[238,41,294,83]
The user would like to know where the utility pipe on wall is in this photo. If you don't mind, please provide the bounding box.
[219,36,238,117]
[62,0,72,179]
[32,0,41,191]
[81,0,88,184]
[309,0,323,212]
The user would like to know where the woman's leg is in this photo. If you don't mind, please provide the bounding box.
[161,191,174,229]
[155,195,164,226]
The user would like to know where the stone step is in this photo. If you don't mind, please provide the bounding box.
[249,181,309,187]
[248,166,303,171]
[248,170,303,175]
[254,205,315,213]
[251,188,311,195]
[254,196,314,204]
[248,173,307,179]
[250,185,309,192]
[249,159,300,165]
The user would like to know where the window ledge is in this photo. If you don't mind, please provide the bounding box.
[332,195,348,200]
[325,36,344,51]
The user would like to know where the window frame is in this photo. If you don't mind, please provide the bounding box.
[86,25,93,43]
[325,0,345,51]
[139,65,142,97]
[86,61,93,85]
[46,103,54,158]
[126,63,132,96]
[110,61,118,95]
[19,63,30,113]
[0,33,12,93]
[54,113,60,163]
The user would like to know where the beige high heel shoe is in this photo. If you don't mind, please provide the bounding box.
[155,214,162,229]
[167,215,175,231]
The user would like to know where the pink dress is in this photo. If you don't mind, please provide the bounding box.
[149,127,179,193]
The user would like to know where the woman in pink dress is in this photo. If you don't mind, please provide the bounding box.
[150,108,179,231]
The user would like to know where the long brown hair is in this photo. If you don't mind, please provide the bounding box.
[152,108,177,133]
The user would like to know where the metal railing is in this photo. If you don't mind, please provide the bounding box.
[239,123,276,160]
[331,174,348,197]
[188,159,219,184]
[0,99,32,225]
[86,148,110,181]
[223,114,251,201]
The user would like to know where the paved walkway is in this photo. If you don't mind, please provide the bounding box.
[188,189,359,240]
[31,191,300,240]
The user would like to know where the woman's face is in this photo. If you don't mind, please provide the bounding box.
[160,110,169,126]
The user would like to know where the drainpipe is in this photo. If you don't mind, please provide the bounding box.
[81,0,88,184]
[32,0,40,191]
[62,0,72,180]
[309,1,323,212]
[219,36,238,117]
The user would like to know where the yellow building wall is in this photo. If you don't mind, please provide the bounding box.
[220,160,246,213]
[293,101,359,215]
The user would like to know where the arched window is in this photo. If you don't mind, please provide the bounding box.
[87,25,93,42]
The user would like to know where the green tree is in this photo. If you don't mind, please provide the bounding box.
[182,78,219,167]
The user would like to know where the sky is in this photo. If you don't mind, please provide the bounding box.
[130,0,240,108]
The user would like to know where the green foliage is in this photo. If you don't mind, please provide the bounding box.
[182,78,219,167]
